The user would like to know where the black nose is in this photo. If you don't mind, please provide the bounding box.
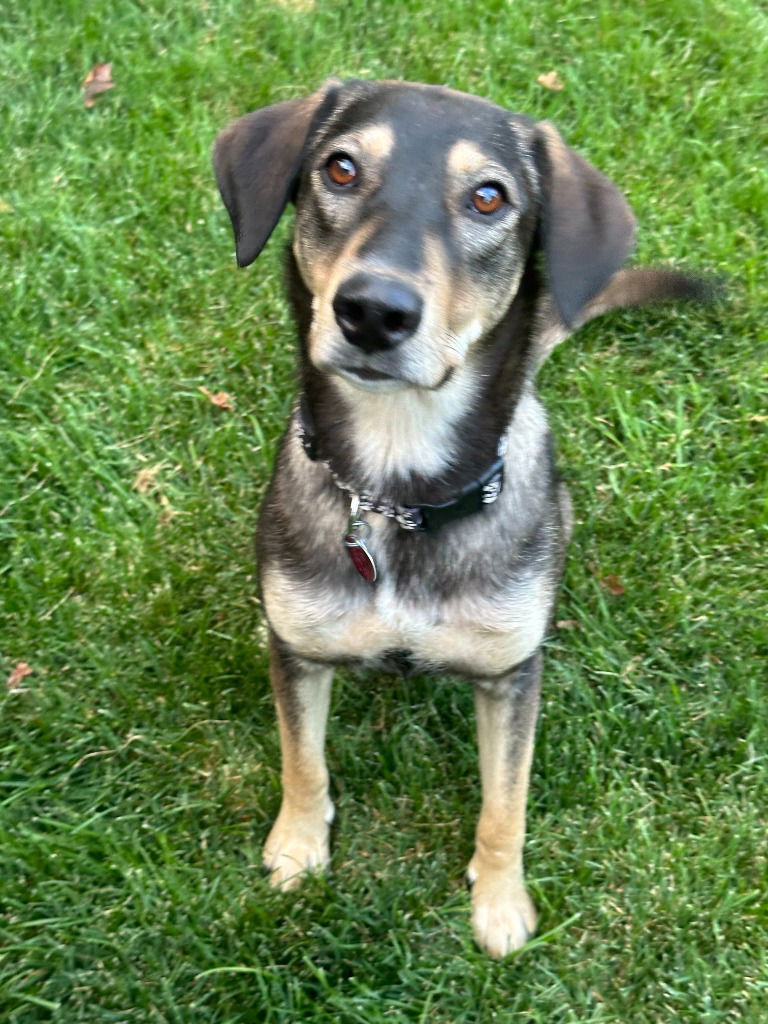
[332,273,423,353]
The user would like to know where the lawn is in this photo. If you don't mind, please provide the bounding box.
[1,0,766,1021]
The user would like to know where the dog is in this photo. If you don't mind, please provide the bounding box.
[213,79,705,957]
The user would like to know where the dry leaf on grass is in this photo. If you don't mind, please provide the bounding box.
[82,62,115,108]
[555,619,580,630]
[598,574,626,597]
[587,561,626,597]
[537,70,565,91]
[133,464,166,494]
[199,386,234,410]
[7,661,33,690]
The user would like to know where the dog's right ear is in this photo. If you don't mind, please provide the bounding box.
[213,84,337,267]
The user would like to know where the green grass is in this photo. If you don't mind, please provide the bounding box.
[1,0,766,1020]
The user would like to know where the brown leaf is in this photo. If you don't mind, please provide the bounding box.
[82,62,116,108]
[7,661,33,690]
[537,70,565,91]
[199,386,234,410]
[555,618,580,630]
[133,464,164,494]
[599,574,626,596]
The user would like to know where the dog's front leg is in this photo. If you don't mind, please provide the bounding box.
[468,651,541,957]
[263,630,335,890]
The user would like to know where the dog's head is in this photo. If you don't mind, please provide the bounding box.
[214,80,635,392]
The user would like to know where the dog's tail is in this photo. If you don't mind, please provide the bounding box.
[581,267,714,320]
[535,267,717,365]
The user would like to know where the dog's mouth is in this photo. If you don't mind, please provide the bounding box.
[339,363,455,392]
[342,365,397,383]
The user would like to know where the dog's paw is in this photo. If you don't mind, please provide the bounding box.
[263,802,334,891]
[467,863,537,958]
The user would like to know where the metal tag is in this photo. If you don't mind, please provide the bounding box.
[343,495,377,583]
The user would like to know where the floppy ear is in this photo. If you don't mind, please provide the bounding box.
[535,121,636,326]
[213,85,337,267]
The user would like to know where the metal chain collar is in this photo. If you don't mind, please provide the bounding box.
[301,425,507,532]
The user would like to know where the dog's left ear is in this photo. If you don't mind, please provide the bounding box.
[213,83,338,267]
[534,121,636,326]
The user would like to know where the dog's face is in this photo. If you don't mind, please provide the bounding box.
[214,79,636,391]
[290,84,540,392]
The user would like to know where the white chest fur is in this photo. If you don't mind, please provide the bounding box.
[264,387,557,679]
[262,557,552,679]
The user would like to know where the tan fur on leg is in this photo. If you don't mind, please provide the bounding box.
[468,657,540,957]
[263,637,335,889]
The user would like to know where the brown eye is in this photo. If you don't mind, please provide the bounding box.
[326,153,358,187]
[471,183,506,215]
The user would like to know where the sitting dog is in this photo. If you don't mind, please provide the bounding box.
[213,79,703,957]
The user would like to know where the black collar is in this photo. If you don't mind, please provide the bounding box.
[298,397,506,532]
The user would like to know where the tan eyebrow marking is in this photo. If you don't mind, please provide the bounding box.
[446,139,490,177]
[357,123,395,161]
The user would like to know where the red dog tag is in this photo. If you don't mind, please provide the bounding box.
[343,531,377,583]
[343,495,377,582]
